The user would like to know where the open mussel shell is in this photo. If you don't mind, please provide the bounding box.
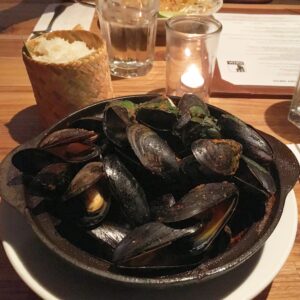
[136,95,179,131]
[11,148,63,175]
[38,128,98,149]
[113,222,198,265]
[37,128,101,164]
[80,186,111,228]
[64,162,105,200]
[46,143,101,164]
[179,194,238,256]
[154,182,239,224]
[103,101,135,148]
[241,156,276,195]
[69,117,114,158]
[103,154,150,226]
[234,155,276,196]
[191,139,242,177]
[61,162,110,228]
[218,114,273,165]
[127,123,180,181]
[57,184,110,229]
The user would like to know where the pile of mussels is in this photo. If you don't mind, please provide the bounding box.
[11,94,277,275]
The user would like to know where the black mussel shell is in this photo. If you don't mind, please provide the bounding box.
[191,139,242,177]
[175,94,218,141]
[242,156,276,195]
[113,222,198,264]
[69,117,114,158]
[38,128,98,149]
[154,182,239,224]
[44,142,101,164]
[64,162,105,200]
[179,155,207,187]
[56,221,122,261]
[103,101,135,148]
[234,156,276,195]
[180,194,238,256]
[89,222,129,250]
[176,116,221,146]
[136,95,179,131]
[11,148,63,175]
[177,94,210,120]
[29,163,76,196]
[113,244,208,275]
[37,128,100,163]
[218,114,273,165]
[59,162,110,229]
[59,182,111,229]
[69,222,129,261]
[127,124,180,181]
[156,131,188,158]
[69,116,104,134]
[114,147,172,198]
[103,154,151,226]
[208,226,232,257]
[149,193,176,216]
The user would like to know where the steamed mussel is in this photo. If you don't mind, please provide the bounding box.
[11,93,277,276]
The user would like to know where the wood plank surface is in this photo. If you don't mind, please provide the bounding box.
[0,1,300,299]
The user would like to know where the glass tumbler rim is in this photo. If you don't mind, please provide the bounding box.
[166,15,222,39]
[96,0,160,10]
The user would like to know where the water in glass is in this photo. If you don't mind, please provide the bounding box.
[97,0,159,78]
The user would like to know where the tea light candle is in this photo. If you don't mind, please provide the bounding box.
[181,64,204,89]
[165,16,222,101]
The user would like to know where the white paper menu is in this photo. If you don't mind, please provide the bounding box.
[215,13,300,87]
[33,3,95,33]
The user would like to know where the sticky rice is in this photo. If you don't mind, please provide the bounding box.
[30,37,95,64]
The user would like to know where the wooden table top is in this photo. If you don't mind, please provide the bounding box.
[0,1,300,299]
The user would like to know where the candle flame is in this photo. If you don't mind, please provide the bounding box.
[181,64,204,89]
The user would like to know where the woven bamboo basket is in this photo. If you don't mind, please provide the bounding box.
[23,30,114,127]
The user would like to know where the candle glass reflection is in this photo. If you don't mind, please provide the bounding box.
[165,15,222,102]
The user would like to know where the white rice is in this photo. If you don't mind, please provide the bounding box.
[31,37,95,64]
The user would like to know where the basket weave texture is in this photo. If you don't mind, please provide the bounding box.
[23,30,114,127]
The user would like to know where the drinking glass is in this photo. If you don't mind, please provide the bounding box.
[288,72,300,128]
[165,15,222,102]
[96,0,159,78]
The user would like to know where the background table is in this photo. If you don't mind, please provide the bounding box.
[0,1,300,299]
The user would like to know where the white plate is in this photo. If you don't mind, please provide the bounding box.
[0,191,297,300]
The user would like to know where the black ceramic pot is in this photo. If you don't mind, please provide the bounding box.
[0,94,299,287]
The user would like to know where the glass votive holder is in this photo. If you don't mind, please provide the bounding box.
[165,15,222,102]
[288,71,300,128]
